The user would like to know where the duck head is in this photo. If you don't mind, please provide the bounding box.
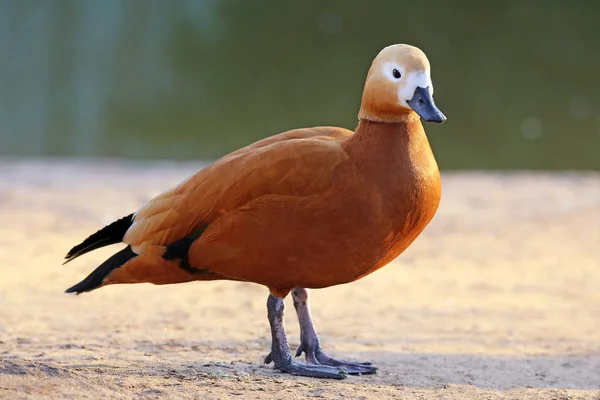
[358,44,446,124]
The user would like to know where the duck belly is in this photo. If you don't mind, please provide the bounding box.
[189,188,437,292]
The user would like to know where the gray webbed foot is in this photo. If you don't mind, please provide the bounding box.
[295,343,377,375]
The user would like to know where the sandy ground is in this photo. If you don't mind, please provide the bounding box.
[0,158,599,400]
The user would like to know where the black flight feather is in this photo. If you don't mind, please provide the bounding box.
[64,213,134,264]
[65,246,137,294]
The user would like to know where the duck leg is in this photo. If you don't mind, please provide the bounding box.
[291,288,377,375]
[265,294,348,379]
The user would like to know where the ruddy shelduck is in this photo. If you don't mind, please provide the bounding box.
[64,44,446,379]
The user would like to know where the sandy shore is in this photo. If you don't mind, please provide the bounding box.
[0,159,599,399]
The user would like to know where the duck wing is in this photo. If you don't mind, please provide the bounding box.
[124,127,354,253]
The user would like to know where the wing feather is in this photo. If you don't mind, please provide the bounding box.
[123,127,353,249]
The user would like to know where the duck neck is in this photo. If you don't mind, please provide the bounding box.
[343,118,431,168]
[342,117,440,217]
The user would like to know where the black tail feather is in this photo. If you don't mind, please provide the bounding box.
[65,246,137,294]
[64,213,134,264]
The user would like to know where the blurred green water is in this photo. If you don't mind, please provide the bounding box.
[0,0,599,169]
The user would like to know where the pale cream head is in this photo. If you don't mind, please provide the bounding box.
[358,44,446,124]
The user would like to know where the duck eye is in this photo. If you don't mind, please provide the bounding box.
[392,69,401,79]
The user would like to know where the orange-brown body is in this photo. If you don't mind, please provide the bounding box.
[106,118,440,298]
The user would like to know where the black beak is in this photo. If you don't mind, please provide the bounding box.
[406,87,446,124]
